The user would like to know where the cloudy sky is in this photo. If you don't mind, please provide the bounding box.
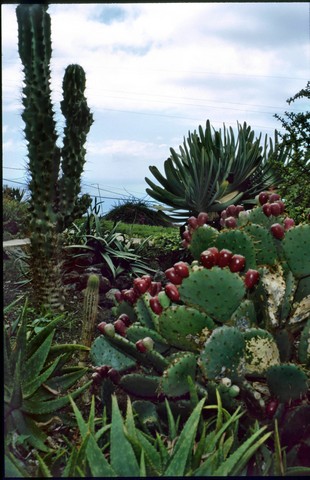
[2,3,309,214]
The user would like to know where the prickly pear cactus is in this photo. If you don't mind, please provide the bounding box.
[90,192,309,427]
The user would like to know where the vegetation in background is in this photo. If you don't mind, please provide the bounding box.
[104,197,173,226]
[3,186,30,240]
[272,82,310,222]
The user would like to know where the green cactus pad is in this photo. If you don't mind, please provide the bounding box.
[189,225,219,260]
[243,328,280,375]
[116,302,137,324]
[230,300,257,329]
[280,270,297,321]
[282,224,310,278]
[126,325,170,354]
[274,330,292,362]
[266,364,308,403]
[179,267,246,323]
[120,374,161,398]
[244,223,278,265]
[134,294,157,330]
[246,207,283,229]
[294,275,310,303]
[157,305,215,351]
[199,326,245,380]
[90,336,136,372]
[298,320,310,366]
[215,229,257,269]
[160,352,197,397]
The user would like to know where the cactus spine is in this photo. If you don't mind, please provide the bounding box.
[16,4,93,311]
[80,275,100,362]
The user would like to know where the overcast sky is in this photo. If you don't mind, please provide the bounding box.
[2,3,309,214]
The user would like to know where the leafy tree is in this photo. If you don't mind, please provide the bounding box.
[273,82,310,222]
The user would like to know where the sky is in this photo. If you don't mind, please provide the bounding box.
[2,2,309,215]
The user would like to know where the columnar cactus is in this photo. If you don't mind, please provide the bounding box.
[16,4,93,310]
[80,274,100,362]
[90,192,309,431]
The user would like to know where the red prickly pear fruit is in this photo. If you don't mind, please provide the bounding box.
[269,193,281,203]
[270,223,285,240]
[258,191,270,205]
[284,217,295,230]
[225,216,237,228]
[244,269,260,289]
[200,249,218,269]
[121,288,137,304]
[269,202,282,217]
[136,337,154,353]
[114,319,127,336]
[148,281,162,296]
[174,261,189,278]
[208,247,220,264]
[150,296,163,315]
[276,200,285,214]
[188,216,198,229]
[218,249,233,268]
[182,229,192,242]
[265,399,279,418]
[91,372,102,384]
[141,275,152,289]
[97,322,107,334]
[165,267,183,285]
[96,365,110,378]
[136,339,147,353]
[165,283,180,302]
[197,212,209,226]
[114,290,123,303]
[221,209,228,219]
[226,205,237,217]
[229,254,246,273]
[235,205,245,215]
[108,368,120,384]
[118,313,131,326]
[133,277,149,294]
[102,323,115,337]
[262,203,272,217]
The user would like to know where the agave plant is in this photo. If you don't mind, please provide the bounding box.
[145,120,289,222]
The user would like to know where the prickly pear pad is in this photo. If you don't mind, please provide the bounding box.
[282,224,310,278]
[243,329,280,375]
[120,374,161,398]
[199,326,245,380]
[266,364,308,403]
[91,336,136,371]
[215,230,257,269]
[157,305,215,351]
[161,352,197,397]
[126,325,169,354]
[179,267,246,323]
[190,225,218,260]
[244,224,278,265]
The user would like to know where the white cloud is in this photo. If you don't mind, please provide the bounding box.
[2,3,309,201]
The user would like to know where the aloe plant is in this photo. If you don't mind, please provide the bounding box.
[145,120,289,222]
[4,299,91,453]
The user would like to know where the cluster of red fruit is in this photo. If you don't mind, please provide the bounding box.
[182,212,209,247]
[91,364,120,385]
[114,275,161,306]
[258,191,295,240]
[200,246,260,289]
[98,312,131,338]
[219,204,245,228]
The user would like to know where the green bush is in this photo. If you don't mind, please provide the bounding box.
[104,198,173,226]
